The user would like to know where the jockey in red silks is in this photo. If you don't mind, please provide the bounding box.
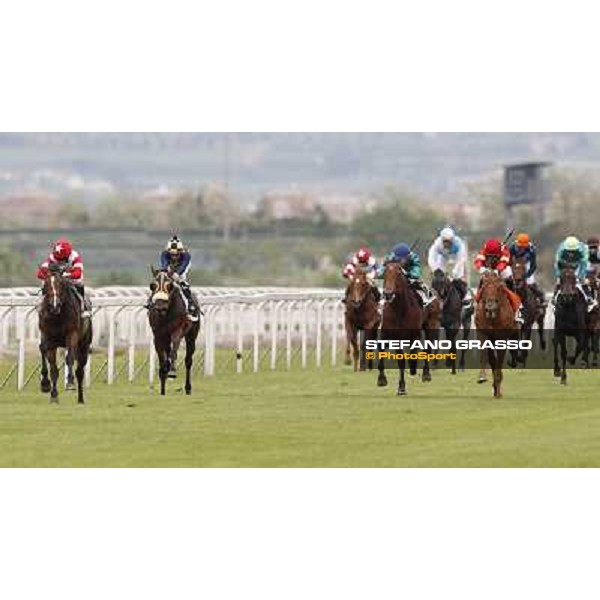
[37,238,90,317]
[474,238,523,324]
[348,246,381,302]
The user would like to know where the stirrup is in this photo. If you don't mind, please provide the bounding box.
[187,313,199,322]
[515,309,524,324]
[588,299,598,313]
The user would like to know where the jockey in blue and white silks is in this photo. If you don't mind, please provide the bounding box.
[428,227,468,281]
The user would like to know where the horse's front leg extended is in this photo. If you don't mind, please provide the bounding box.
[155,343,170,396]
[397,357,407,396]
[169,331,184,379]
[39,340,51,393]
[47,348,59,403]
[377,357,388,387]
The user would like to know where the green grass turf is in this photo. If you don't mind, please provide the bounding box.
[0,365,599,467]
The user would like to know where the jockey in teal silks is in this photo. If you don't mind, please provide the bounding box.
[379,243,434,306]
[553,235,597,312]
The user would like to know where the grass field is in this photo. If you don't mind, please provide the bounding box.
[0,365,599,467]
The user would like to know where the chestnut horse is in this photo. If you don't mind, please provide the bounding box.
[344,268,380,371]
[38,263,92,404]
[475,271,519,398]
[511,256,546,367]
[377,261,423,396]
[148,268,200,396]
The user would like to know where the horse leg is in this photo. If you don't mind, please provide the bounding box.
[478,346,488,384]
[377,357,388,387]
[353,329,361,373]
[75,346,88,404]
[39,341,51,393]
[553,335,561,378]
[64,347,76,391]
[560,337,568,385]
[184,333,196,396]
[155,344,169,396]
[397,358,407,396]
[47,348,59,403]
[538,313,547,352]
[168,332,184,379]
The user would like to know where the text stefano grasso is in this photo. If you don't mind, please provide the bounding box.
[364,339,533,351]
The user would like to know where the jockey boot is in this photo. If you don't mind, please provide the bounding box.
[181,284,199,322]
[530,283,547,307]
[76,286,90,318]
[581,284,599,313]
[515,306,525,325]
[411,280,434,307]
[551,283,560,306]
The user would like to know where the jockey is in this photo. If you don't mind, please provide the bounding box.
[154,235,199,321]
[36,238,91,318]
[427,226,471,305]
[474,238,523,324]
[508,232,547,306]
[553,236,597,311]
[383,243,434,306]
[349,246,381,302]
[588,236,600,265]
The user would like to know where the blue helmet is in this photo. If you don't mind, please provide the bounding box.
[392,243,411,261]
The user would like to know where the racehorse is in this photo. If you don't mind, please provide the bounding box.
[553,267,587,383]
[148,268,200,396]
[583,269,599,367]
[510,256,547,367]
[431,269,472,374]
[475,270,519,398]
[38,263,92,404]
[344,268,380,372]
[420,291,441,383]
[377,260,423,395]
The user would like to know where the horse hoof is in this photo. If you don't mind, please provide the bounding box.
[397,389,407,396]
[49,396,59,404]
[66,382,76,391]
[422,374,432,383]
[41,382,51,394]
[168,371,177,379]
[78,399,85,405]
[553,370,561,378]
[377,377,388,387]
[478,378,487,384]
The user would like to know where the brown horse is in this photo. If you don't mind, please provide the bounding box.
[344,268,380,371]
[511,256,547,367]
[38,264,92,404]
[420,293,441,383]
[475,271,519,398]
[553,267,587,382]
[148,268,200,396]
[431,269,472,374]
[377,261,423,395]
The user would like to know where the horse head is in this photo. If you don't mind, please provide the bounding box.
[431,268,450,300]
[42,263,69,316]
[382,260,409,303]
[149,269,175,316]
[347,268,372,309]
[479,270,505,322]
[512,257,528,291]
[558,267,578,305]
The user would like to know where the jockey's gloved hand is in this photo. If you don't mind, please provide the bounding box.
[479,267,487,274]
[171,272,180,282]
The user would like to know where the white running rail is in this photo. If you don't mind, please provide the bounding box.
[0,287,345,391]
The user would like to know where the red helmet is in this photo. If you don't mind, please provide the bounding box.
[484,239,502,256]
[53,239,73,261]
[356,247,372,264]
